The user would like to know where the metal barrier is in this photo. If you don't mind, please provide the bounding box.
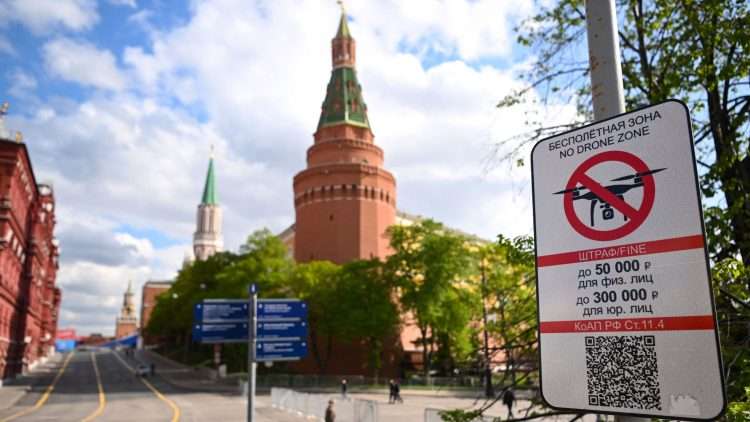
[272,387,379,422]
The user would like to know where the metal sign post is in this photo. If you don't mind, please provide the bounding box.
[586,2,636,420]
[247,284,257,422]
[586,0,625,121]
[191,286,308,422]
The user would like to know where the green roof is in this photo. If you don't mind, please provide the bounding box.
[317,67,370,130]
[336,13,351,39]
[201,158,218,205]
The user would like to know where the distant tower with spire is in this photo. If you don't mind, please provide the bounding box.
[193,150,223,261]
[292,8,397,264]
[115,281,138,338]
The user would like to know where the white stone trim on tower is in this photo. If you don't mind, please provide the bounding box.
[193,203,223,261]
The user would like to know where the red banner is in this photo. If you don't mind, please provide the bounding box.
[540,315,715,333]
[537,234,704,267]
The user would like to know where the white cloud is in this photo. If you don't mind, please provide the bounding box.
[0,36,14,55]
[108,0,137,8]
[11,0,573,335]
[7,69,37,99]
[0,0,98,35]
[43,38,126,91]
[351,0,534,61]
[114,233,155,260]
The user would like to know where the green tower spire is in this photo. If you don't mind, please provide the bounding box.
[317,11,370,130]
[336,12,351,39]
[201,155,218,205]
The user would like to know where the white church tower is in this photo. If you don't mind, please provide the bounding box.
[193,153,223,261]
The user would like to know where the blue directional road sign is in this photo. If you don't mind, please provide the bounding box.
[193,322,248,344]
[194,300,249,323]
[256,340,308,361]
[257,299,307,320]
[257,320,307,341]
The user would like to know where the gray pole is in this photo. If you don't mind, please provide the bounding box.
[247,285,257,422]
[586,0,625,120]
[586,1,644,421]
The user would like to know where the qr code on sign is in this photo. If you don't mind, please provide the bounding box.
[585,335,661,410]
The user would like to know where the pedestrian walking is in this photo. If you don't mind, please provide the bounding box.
[325,400,336,422]
[393,381,403,404]
[341,378,347,399]
[502,388,515,418]
[388,379,395,404]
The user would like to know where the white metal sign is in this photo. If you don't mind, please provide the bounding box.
[531,100,725,420]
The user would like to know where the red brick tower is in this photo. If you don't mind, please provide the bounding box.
[293,12,396,264]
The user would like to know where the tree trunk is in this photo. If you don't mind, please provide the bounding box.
[420,325,429,380]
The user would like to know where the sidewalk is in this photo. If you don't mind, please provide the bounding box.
[0,353,65,410]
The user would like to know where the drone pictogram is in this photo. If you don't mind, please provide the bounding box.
[554,168,666,227]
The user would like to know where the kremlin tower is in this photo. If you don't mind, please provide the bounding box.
[293,11,397,264]
[193,154,223,261]
[115,281,137,338]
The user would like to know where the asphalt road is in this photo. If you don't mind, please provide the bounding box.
[0,349,306,422]
[0,350,596,421]
[0,349,179,422]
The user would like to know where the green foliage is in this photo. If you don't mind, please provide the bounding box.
[712,259,750,406]
[727,387,750,422]
[145,224,540,411]
[437,409,484,422]
[386,219,479,376]
[476,237,538,385]
[335,259,400,375]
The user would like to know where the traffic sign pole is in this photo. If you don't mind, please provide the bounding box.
[247,284,257,422]
[586,0,625,121]
[586,2,641,421]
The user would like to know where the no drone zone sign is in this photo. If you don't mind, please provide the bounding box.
[530,100,725,420]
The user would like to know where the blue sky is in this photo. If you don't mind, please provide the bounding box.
[1,0,566,335]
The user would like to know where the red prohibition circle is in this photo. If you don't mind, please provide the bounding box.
[563,150,655,241]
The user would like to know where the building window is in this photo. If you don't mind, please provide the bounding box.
[329,214,334,221]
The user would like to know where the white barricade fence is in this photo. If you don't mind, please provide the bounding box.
[271,387,379,422]
[424,408,497,422]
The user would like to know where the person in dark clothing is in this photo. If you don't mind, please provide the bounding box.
[341,379,347,399]
[388,379,395,404]
[393,381,403,403]
[502,388,515,417]
[325,400,336,422]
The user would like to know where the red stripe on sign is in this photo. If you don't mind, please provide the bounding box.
[539,315,715,333]
[537,235,704,267]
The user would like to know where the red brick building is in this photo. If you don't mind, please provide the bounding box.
[0,107,61,378]
[140,280,172,343]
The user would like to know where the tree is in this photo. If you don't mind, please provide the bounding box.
[335,259,400,379]
[146,229,294,370]
[499,0,749,267]
[285,260,341,374]
[473,237,537,390]
[386,219,478,378]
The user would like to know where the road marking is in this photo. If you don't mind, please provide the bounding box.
[80,352,106,422]
[112,351,180,422]
[0,351,75,422]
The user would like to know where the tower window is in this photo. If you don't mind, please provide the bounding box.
[329,214,334,221]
